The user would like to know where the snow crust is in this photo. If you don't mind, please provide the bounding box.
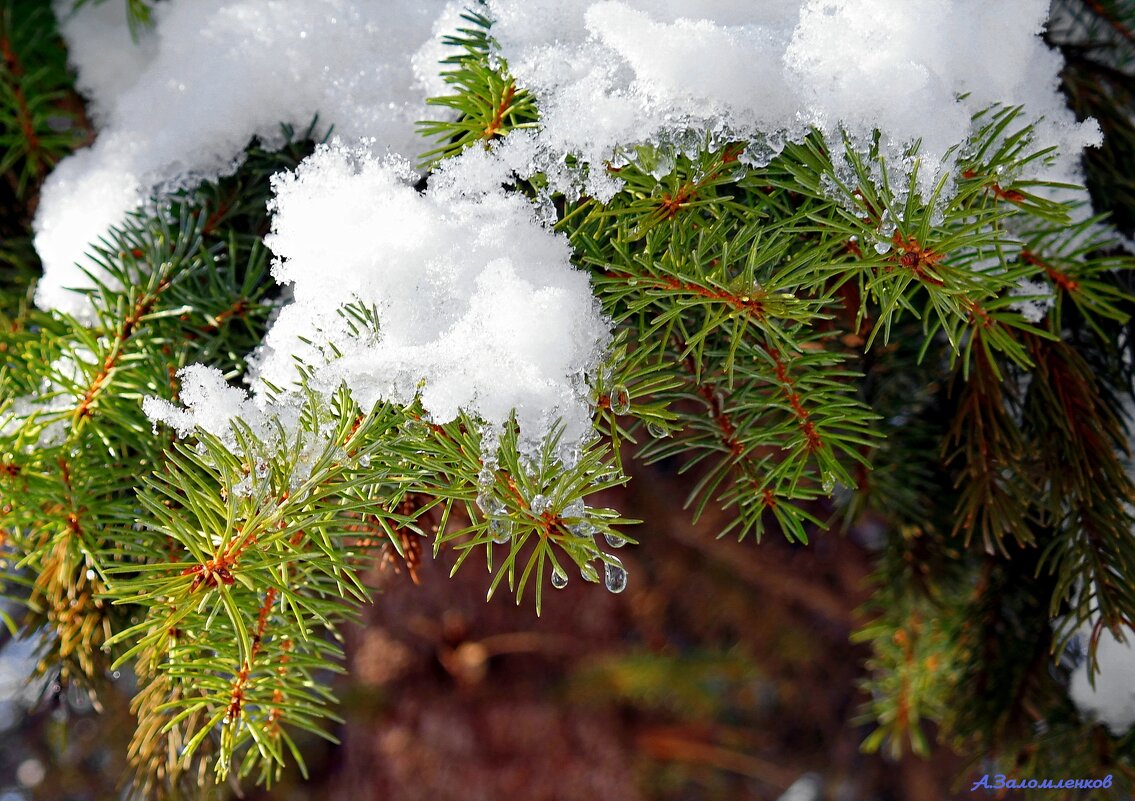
[37,0,452,321]
[486,0,1100,202]
[149,143,611,452]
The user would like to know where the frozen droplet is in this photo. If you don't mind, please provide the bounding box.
[477,466,494,487]
[569,521,596,538]
[562,498,585,520]
[821,475,835,494]
[85,569,97,580]
[489,518,512,544]
[873,241,891,255]
[531,494,549,515]
[359,454,371,468]
[610,385,631,415]
[477,492,506,517]
[593,465,617,485]
[551,568,568,589]
[604,561,628,594]
[604,532,626,549]
[402,417,429,437]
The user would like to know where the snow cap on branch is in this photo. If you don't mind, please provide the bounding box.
[36,0,454,320]
[486,0,1101,201]
[155,142,611,453]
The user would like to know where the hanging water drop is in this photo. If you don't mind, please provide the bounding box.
[551,568,568,589]
[604,561,628,593]
[489,518,512,545]
[579,562,600,583]
[604,532,626,549]
[477,492,505,517]
[610,385,631,415]
[647,422,669,439]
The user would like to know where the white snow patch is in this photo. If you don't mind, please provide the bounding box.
[486,0,1100,202]
[37,0,452,321]
[151,142,612,452]
[1068,624,1135,735]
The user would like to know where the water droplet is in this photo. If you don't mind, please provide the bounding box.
[85,569,96,580]
[530,494,550,515]
[402,417,429,437]
[579,562,600,583]
[489,518,512,544]
[562,499,585,520]
[359,454,371,468]
[604,561,628,594]
[477,492,505,517]
[569,521,596,538]
[593,465,618,485]
[821,475,835,494]
[610,385,631,415]
[604,532,626,549]
[551,568,568,589]
[873,241,891,255]
[646,422,669,438]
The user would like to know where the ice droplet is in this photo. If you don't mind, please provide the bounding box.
[569,521,596,538]
[604,532,626,549]
[489,518,512,544]
[604,560,628,593]
[551,568,568,589]
[477,492,506,517]
[531,494,550,515]
[821,474,835,494]
[873,241,892,255]
[359,454,371,468]
[562,498,585,520]
[610,385,631,415]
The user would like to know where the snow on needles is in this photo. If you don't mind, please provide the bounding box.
[486,0,1101,202]
[148,143,612,454]
[36,0,453,321]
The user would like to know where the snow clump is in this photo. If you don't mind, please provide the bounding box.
[485,0,1101,202]
[36,0,454,321]
[148,143,612,455]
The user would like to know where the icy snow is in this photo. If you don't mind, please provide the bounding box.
[143,365,275,444]
[152,143,611,452]
[37,0,452,321]
[486,0,1100,202]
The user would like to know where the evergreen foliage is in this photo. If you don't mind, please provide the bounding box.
[2,2,1135,798]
